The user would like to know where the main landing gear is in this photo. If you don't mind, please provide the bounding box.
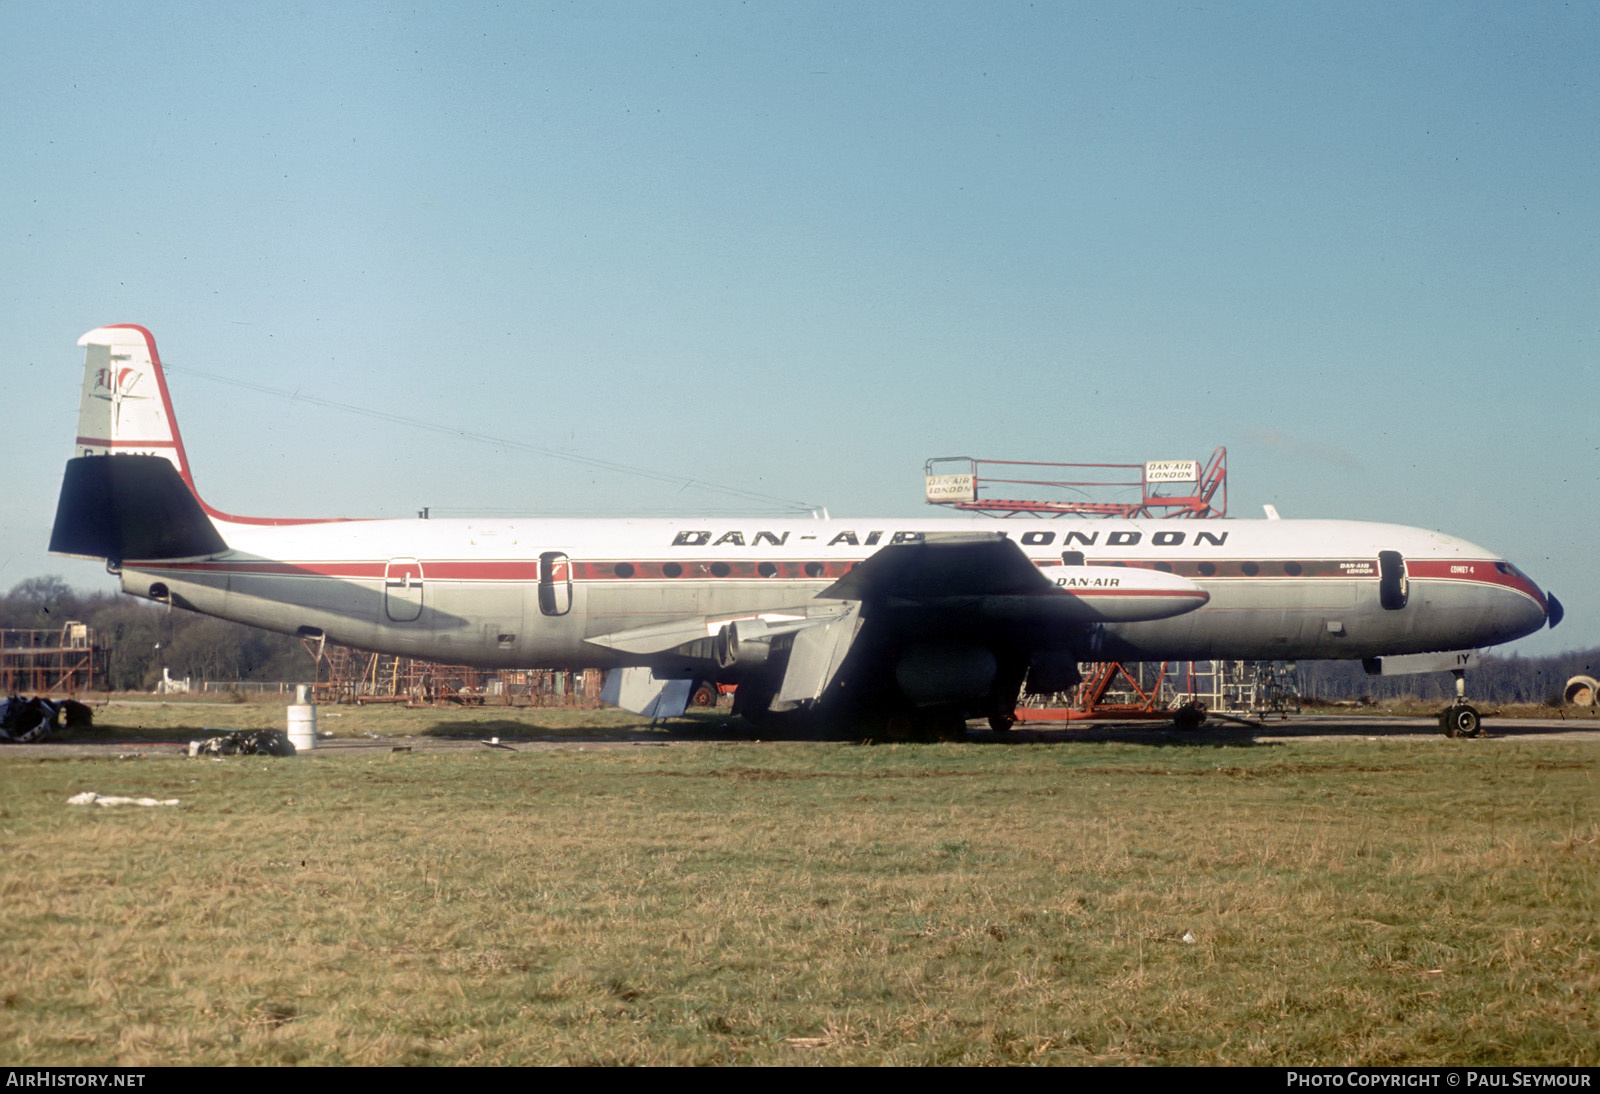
[1438,668,1482,739]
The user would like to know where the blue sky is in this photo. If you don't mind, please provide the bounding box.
[3,1,1595,655]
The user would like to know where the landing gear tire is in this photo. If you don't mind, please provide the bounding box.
[988,713,1015,734]
[1440,704,1482,739]
[733,681,776,730]
[689,683,718,708]
[1173,703,1207,731]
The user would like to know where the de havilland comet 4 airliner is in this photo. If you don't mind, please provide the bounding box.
[51,325,1563,737]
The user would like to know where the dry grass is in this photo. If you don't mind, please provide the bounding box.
[1,712,1595,1065]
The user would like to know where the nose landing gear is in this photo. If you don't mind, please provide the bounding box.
[1439,668,1482,738]
[1439,703,1481,738]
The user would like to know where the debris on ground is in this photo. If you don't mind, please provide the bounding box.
[191,730,298,757]
[68,792,180,807]
[58,699,93,729]
[0,696,94,742]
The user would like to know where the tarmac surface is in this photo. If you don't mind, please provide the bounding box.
[4,711,1596,758]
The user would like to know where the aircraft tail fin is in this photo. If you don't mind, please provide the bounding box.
[50,454,228,563]
[52,326,226,563]
[74,325,197,485]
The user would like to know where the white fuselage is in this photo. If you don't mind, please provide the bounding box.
[117,512,1551,668]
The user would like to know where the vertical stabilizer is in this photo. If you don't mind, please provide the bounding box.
[75,325,193,485]
[53,325,227,562]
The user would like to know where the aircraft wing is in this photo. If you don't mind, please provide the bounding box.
[592,534,1205,719]
[817,532,1052,600]
[586,533,1042,660]
[779,533,1207,710]
[586,616,730,656]
[776,533,1065,710]
[584,600,856,657]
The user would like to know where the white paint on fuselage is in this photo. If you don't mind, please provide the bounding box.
[119,514,1548,669]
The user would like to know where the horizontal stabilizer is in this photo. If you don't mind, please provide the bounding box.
[50,455,227,563]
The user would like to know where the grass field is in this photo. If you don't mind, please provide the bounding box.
[2,701,1595,1065]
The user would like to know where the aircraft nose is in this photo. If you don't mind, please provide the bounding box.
[1547,592,1564,629]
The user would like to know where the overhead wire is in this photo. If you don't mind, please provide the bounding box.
[161,362,821,514]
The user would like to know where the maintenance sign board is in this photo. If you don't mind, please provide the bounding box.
[1145,461,1200,484]
[925,474,976,503]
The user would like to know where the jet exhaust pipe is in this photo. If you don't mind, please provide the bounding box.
[1564,675,1598,707]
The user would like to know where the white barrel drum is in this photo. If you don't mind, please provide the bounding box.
[287,684,317,752]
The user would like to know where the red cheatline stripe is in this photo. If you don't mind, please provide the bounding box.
[119,556,1538,605]
[1062,589,1207,598]
[146,561,387,578]
[1406,560,1546,607]
[141,559,540,581]
[132,557,1207,597]
[419,561,541,580]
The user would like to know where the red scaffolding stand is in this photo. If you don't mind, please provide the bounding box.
[924,447,1226,519]
[1,623,105,695]
[1013,662,1177,722]
[925,449,1230,724]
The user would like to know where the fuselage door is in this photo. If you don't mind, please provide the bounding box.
[385,558,425,622]
[539,551,572,616]
[1378,550,1409,610]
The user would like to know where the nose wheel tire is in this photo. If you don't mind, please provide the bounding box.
[1439,704,1482,738]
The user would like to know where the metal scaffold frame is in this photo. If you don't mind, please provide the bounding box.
[924,447,1227,519]
[922,446,1302,724]
[1013,660,1303,723]
[1,623,105,695]
[1181,660,1302,718]
[301,637,604,707]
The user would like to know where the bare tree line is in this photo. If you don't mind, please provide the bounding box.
[1295,649,1600,706]
[2,576,310,691]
